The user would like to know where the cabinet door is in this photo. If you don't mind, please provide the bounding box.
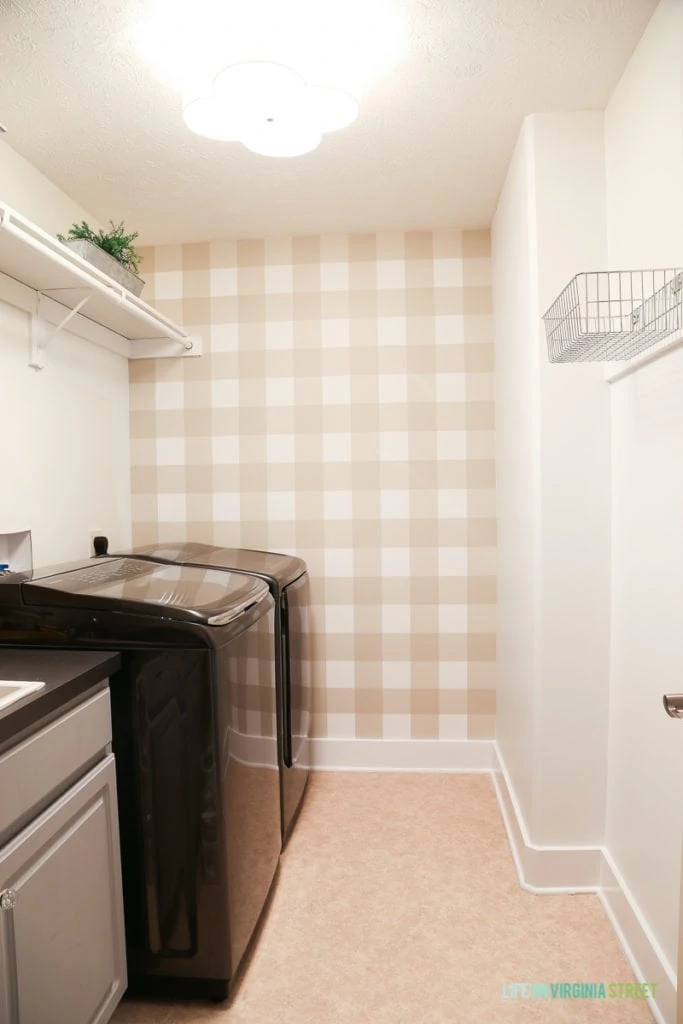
[0,755,126,1024]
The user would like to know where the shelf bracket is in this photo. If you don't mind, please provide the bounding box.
[29,291,93,370]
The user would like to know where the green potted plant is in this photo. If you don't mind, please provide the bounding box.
[57,220,145,296]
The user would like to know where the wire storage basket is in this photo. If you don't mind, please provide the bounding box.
[542,269,683,362]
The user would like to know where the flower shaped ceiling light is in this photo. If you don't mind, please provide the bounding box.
[183,61,360,157]
[133,0,405,158]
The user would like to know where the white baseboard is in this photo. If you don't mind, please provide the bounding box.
[599,853,676,1024]
[491,741,675,1024]
[491,741,603,892]
[307,737,495,772]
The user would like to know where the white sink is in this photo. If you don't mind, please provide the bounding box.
[0,680,45,710]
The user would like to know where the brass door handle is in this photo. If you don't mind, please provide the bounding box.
[663,694,683,718]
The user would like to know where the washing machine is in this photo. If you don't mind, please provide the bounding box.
[111,543,312,843]
[0,556,281,1000]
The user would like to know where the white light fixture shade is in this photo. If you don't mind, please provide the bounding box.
[306,85,359,133]
[214,61,306,122]
[242,117,322,158]
[182,93,245,141]
[180,59,361,155]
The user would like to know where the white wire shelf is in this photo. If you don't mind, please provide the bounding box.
[0,201,201,368]
[543,269,683,363]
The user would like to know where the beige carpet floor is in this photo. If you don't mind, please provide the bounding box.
[112,773,655,1023]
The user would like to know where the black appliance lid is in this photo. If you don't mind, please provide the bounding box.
[118,543,306,589]
[20,558,269,626]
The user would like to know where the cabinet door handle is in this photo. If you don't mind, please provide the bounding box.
[0,888,19,1024]
[663,694,683,718]
[0,890,16,912]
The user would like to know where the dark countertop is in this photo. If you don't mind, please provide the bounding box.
[0,650,120,750]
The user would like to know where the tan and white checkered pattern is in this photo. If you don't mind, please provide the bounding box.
[129,230,496,740]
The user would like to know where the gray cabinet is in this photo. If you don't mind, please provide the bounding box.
[0,755,126,1024]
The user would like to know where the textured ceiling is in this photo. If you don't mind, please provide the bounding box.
[0,0,657,244]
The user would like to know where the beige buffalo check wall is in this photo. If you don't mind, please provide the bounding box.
[129,230,496,740]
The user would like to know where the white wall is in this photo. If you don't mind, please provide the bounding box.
[0,142,130,568]
[604,0,683,976]
[491,120,540,832]
[532,113,611,846]
[492,111,611,847]
[0,139,99,237]
[494,2,683,1014]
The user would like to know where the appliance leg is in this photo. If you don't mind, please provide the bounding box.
[209,981,230,1002]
